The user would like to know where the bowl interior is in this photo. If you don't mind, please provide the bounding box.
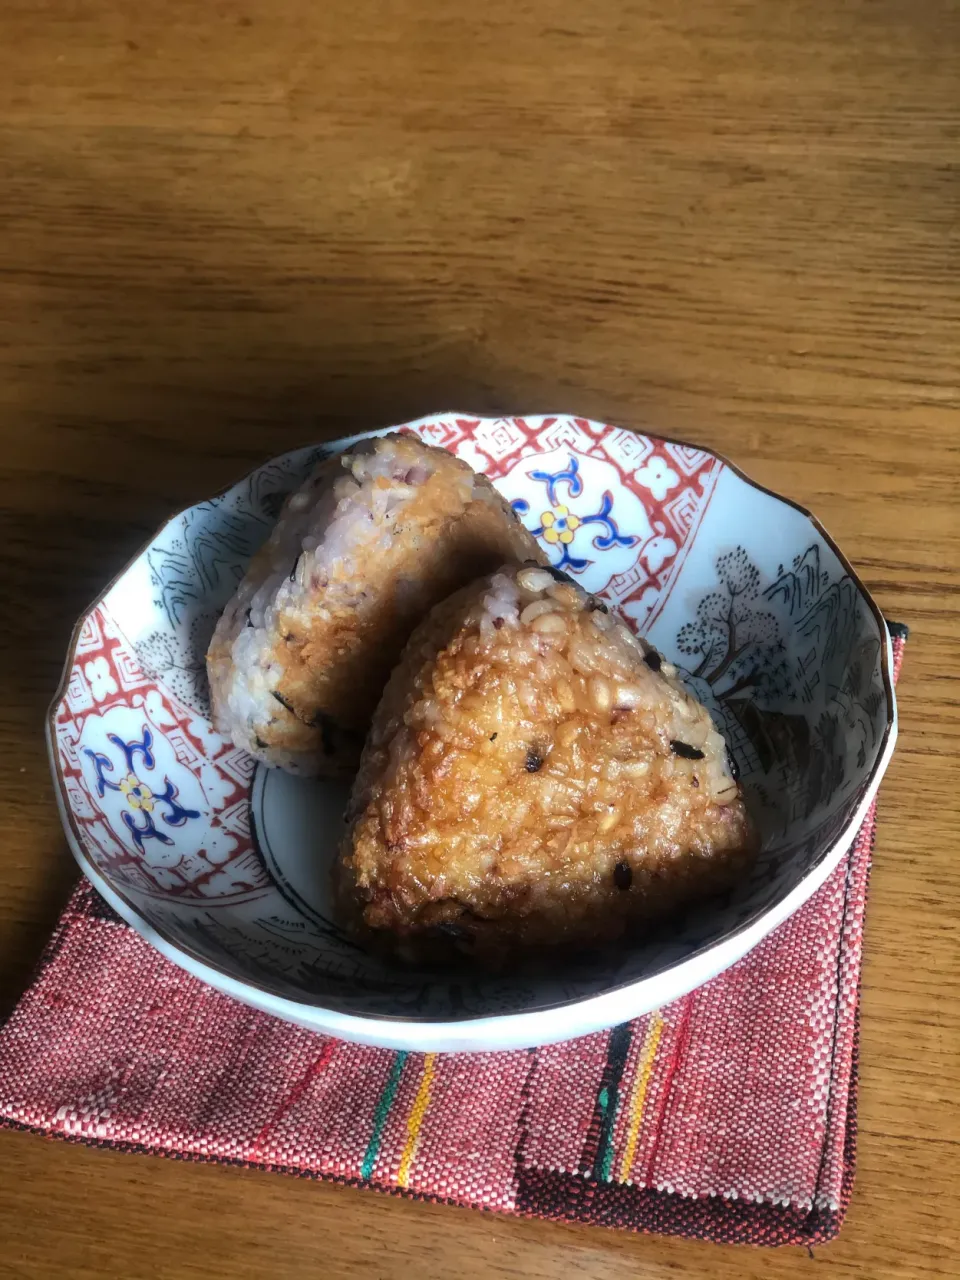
[51,415,893,1022]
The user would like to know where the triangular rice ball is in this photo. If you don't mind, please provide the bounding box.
[207,435,543,776]
[340,563,757,965]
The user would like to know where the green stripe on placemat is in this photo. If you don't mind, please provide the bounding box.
[361,1050,408,1180]
[592,1023,634,1182]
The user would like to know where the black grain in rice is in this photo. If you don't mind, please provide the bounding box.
[613,861,633,890]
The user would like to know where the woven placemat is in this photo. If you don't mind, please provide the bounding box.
[0,628,905,1245]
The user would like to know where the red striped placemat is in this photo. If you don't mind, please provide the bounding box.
[0,629,905,1245]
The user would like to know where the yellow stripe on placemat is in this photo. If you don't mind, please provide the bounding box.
[397,1053,437,1189]
[618,1013,665,1184]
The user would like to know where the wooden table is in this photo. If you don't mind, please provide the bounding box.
[1,1,957,1275]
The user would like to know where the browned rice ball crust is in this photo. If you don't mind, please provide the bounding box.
[339,564,758,966]
[207,434,544,777]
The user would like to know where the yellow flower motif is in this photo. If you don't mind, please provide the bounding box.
[118,772,154,813]
[540,504,582,545]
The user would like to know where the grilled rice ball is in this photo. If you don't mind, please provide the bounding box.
[207,435,544,777]
[339,564,757,965]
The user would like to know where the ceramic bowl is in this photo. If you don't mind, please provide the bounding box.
[48,414,897,1052]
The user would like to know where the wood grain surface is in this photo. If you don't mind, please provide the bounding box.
[0,0,958,1275]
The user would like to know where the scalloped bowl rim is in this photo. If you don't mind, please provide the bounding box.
[46,415,898,1052]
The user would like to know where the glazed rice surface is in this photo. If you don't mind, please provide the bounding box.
[207,435,543,776]
[341,565,757,964]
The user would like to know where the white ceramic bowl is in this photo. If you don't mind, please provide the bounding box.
[48,414,896,1052]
